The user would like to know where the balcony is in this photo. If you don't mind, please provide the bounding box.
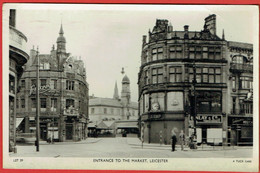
[9,26,29,65]
[230,63,253,73]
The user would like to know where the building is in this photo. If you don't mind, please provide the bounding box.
[9,9,30,152]
[138,14,253,145]
[88,75,138,136]
[16,24,89,142]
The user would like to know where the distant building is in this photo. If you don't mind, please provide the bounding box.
[16,24,89,142]
[138,14,253,145]
[88,75,138,136]
[9,9,29,152]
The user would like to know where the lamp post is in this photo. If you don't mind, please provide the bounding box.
[191,63,197,149]
[35,46,40,151]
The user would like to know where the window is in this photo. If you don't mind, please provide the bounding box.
[66,80,75,90]
[31,98,36,111]
[51,98,57,112]
[152,67,163,84]
[202,47,208,59]
[40,79,47,87]
[232,97,236,114]
[152,47,163,61]
[9,75,15,94]
[189,46,202,59]
[145,70,149,85]
[44,63,50,70]
[240,77,253,89]
[91,108,95,114]
[169,67,182,82]
[50,79,57,89]
[66,99,74,109]
[197,92,221,113]
[31,79,36,86]
[240,102,253,114]
[169,45,183,59]
[40,98,46,110]
[21,80,25,88]
[104,108,107,114]
[21,98,25,108]
[16,99,19,108]
[189,67,221,83]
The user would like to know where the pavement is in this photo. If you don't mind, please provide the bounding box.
[10,137,253,158]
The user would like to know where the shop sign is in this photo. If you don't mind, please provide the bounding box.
[149,114,162,120]
[196,114,222,124]
[229,117,253,125]
[29,85,60,96]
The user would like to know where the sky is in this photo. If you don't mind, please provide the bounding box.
[5,4,258,102]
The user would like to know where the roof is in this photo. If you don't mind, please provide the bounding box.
[116,120,138,129]
[89,97,122,107]
[228,41,253,50]
[122,75,130,84]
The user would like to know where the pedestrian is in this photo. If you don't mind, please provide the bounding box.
[179,130,185,151]
[171,131,177,152]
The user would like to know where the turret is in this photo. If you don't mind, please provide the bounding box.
[56,24,66,53]
[121,75,131,106]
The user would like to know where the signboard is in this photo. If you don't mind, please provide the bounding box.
[228,117,253,125]
[195,114,222,124]
[149,114,162,120]
[29,85,60,96]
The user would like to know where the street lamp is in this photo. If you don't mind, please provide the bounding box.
[190,62,197,149]
[35,46,40,152]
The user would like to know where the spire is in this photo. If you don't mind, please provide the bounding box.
[222,29,225,40]
[113,81,119,99]
[59,24,64,35]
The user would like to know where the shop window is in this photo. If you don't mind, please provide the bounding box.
[197,91,221,113]
[167,92,183,111]
[40,98,46,111]
[151,92,165,111]
[169,67,182,83]
[51,98,57,112]
[152,67,163,84]
[66,80,75,90]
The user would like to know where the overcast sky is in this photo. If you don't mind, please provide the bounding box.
[5,4,258,102]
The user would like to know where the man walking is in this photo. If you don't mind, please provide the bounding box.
[171,131,177,152]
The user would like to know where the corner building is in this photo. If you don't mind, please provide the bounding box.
[9,9,29,152]
[138,15,253,145]
[16,25,89,142]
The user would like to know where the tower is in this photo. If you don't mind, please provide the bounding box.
[56,24,66,70]
[121,75,131,106]
[113,81,119,100]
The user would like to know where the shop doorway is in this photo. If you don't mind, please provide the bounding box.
[66,124,73,140]
[40,123,47,140]
[202,128,207,143]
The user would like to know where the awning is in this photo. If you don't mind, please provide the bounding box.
[116,121,138,129]
[16,118,24,128]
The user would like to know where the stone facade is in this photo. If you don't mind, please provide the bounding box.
[9,9,29,152]
[16,25,89,142]
[138,14,253,145]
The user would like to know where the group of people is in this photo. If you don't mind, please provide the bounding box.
[171,129,195,151]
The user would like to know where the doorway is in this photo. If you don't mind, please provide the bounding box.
[202,128,207,143]
[66,124,73,140]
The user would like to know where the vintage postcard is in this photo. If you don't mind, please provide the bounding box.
[2,3,259,172]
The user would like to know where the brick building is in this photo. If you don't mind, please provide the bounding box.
[9,9,29,152]
[16,25,89,142]
[138,14,253,145]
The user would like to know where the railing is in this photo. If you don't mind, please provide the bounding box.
[230,63,253,72]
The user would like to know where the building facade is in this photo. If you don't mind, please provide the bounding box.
[9,9,30,152]
[16,25,89,142]
[88,75,138,136]
[138,14,253,145]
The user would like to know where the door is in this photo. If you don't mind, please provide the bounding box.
[40,123,47,140]
[202,128,207,143]
[66,124,73,140]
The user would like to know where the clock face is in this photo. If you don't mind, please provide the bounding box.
[152,102,160,111]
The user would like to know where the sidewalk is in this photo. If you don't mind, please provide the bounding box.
[126,137,249,151]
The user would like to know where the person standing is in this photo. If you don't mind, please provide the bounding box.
[179,130,185,151]
[171,131,177,152]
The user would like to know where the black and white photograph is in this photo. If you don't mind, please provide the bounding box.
[3,4,259,172]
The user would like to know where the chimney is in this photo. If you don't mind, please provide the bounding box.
[9,9,16,27]
[184,25,189,39]
[204,14,216,35]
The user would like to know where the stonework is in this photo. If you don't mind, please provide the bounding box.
[138,14,253,145]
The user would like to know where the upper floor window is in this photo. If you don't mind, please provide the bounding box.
[189,67,221,83]
[51,98,57,112]
[144,70,149,85]
[169,45,183,59]
[40,79,47,87]
[232,77,236,89]
[21,98,25,108]
[152,67,163,84]
[189,46,202,59]
[50,79,57,89]
[91,108,95,114]
[152,47,163,61]
[104,108,107,114]
[66,80,75,90]
[240,77,253,89]
[40,98,47,111]
[169,67,182,82]
[66,99,74,109]
[31,79,36,86]
[31,98,36,111]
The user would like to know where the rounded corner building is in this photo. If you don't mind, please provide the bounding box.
[138,14,253,145]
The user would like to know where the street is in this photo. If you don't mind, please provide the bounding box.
[10,137,253,158]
